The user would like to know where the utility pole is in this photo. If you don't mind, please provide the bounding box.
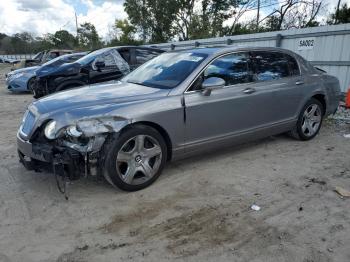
[256,0,260,32]
[75,12,79,37]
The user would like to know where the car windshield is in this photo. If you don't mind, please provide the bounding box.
[124,52,208,89]
[76,48,109,65]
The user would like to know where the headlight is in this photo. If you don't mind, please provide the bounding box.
[66,125,82,137]
[44,120,57,139]
[11,73,24,79]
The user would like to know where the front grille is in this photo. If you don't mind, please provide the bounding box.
[21,111,36,136]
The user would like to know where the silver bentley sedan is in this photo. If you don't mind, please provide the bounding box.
[17,47,341,191]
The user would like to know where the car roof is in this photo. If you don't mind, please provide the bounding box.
[169,46,296,56]
[95,46,165,53]
[48,49,74,52]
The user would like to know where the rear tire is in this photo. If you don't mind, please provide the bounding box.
[102,125,167,191]
[289,98,324,141]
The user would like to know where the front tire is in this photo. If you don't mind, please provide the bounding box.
[103,125,167,191]
[289,98,324,141]
[27,77,36,94]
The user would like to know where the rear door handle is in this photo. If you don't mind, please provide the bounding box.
[295,80,304,85]
[243,88,256,94]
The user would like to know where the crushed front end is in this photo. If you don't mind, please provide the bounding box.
[32,77,52,98]
[17,108,129,195]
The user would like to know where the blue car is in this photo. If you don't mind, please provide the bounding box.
[5,52,87,93]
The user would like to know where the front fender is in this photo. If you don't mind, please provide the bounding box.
[74,116,132,137]
[7,76,32,92]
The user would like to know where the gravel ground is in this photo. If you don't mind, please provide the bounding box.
[0,63,350,262]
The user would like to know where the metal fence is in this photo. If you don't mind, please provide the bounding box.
[0,54,34,60]
[147,23,350,93]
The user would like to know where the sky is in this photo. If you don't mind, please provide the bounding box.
[0,0,349,41]
[0,0,127,40]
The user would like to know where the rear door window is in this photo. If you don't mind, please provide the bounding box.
[250,51,290,81]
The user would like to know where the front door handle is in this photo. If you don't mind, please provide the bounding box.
[295,80,304,85]
[243,88,256,94]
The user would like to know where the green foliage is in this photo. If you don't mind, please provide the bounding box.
[49,30,77,49]
[125,0,245,42]
[328,4,350,25]
[77,22,102,50]
[265,15,280,31]
[124,0,180,43]
[108,19,142,46]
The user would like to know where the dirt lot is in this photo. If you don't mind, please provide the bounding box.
[0,63,349,262]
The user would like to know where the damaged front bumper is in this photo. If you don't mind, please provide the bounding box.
[17,131,106,180]
[17,113,130,185]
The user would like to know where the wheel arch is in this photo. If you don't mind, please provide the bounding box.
[26,76,36,91]
[311,93,326,115]
[120,121,173,161]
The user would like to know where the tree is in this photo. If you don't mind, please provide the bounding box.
[125,0,255,41]
[77,22,102,50]
[50,30,77,49]
[224,0,259,35]
[0,37,13,54]
[173,0,196,40]
[283,0,323,29]
[261,0,324,31]
[110,19,140,45]
[187,0,241,38]
[328,3,350,24]
[9,32,34,54]
[263,0,300,30]
[177,0,243,39]
[124,0,179,43]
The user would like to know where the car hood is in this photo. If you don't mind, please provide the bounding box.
[10,66,39,75]
[36,62,80,78]
[32,80,170,115]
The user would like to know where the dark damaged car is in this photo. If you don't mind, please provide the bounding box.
[17,47,341,192]
[6,52,87,93]
[32,46,164,98]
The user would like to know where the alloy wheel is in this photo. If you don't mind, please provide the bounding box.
[116,135,162,185]
[301,104,322,137]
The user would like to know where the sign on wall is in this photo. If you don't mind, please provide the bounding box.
[297,37,316,50]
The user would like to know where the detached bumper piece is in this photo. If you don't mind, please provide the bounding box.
[18,136,89,199]
[18,144,84,179]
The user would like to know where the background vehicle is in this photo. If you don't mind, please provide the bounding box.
[12,49,74,70]
[32,46,165,98]
[17,47,341,192]
[5,52,87,93]
[0,57,20,64]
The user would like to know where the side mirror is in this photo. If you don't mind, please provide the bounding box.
[201,77,225,96]
[93,60,105,71]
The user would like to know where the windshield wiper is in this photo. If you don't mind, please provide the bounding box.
[127,80,147,87]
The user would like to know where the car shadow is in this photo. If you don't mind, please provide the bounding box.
[164,133,294,177]
[16,134,295,198]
